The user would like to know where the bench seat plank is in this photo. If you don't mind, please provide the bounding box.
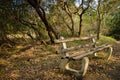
[56,43,96,54]
[54,36,96,43]
[62,44,112,60]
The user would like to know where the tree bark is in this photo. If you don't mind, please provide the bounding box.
[78,13,83,36]
[78,0,90,36]
[62,2,75,36]
[96,0,101,40]
[27,0,59,43]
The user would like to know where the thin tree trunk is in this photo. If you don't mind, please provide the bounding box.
[70,15,74,36]
[96,17,101,40]
[64,5,74,36]
[78,0,90,37]
[78,14,83,36]
[96,0,101,40]
[66,14,74,36]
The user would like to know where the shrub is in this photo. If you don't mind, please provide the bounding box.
[98,35,116,45]
[108,9,120,40]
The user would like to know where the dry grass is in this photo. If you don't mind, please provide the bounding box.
[0,41,120,80]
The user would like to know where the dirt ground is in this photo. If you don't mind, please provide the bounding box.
[0,42,120,80]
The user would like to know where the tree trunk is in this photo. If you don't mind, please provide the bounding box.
[27,0,59,43]
[78,0,90,37]
[70,15,74,36]
[78,14,83,36]
[64,3,75,36]
[96,0,101,40]
[96,17,101,40]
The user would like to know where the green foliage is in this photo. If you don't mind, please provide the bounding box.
[0,0,120,44]
[0,0,48,43]
[108,9,120,40]
[98,35,116,45]
[0,0,28,41]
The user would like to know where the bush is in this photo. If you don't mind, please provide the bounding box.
[108,9,120,40]
[98,35,116,45]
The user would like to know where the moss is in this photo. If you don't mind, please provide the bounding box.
[98,35,117,45]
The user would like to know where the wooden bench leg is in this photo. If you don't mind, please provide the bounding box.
[94,53,97,57]
[60,36,69,56]
[107,47,113,60]
[59,59,69,72]
[80,57,89,76]
[65,62,80,73]
[64,57,89,77]
[93,46,113,60]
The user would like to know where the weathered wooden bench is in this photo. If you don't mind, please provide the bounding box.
[54,35,113,77]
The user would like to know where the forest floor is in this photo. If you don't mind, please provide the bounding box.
[0,41,120,80]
